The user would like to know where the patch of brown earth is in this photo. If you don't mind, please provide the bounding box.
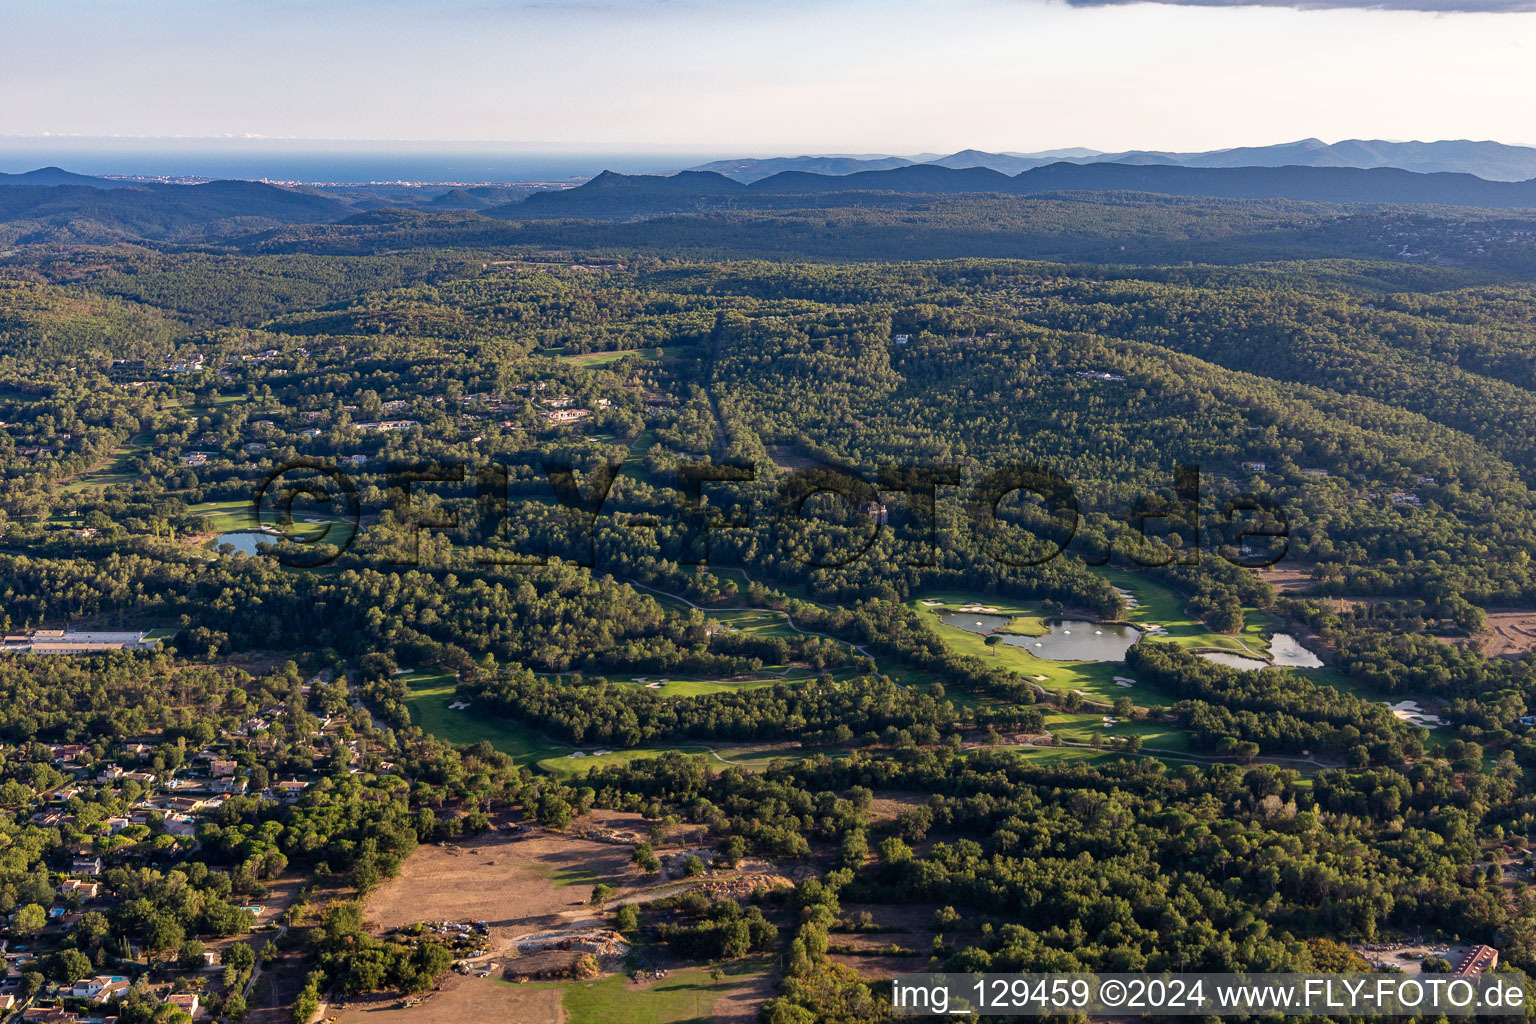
[328,972,563,1024]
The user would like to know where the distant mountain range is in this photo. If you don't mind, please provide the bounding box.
[6,156,1536,247]
[692,139,1536,183]
[503,162,1536,220]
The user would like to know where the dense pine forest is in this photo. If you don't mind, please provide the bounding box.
[4,195,1536,1023]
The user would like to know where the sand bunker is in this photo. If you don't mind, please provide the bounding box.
[1386,700,1442,727]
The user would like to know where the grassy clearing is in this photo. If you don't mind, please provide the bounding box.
[707,608,804,641]
[541,864,601,888]
[997,613,1049,637]
[529,961,757,1024]
[557,347,664,367]
[184,499,260,533]
[57,433,153,494]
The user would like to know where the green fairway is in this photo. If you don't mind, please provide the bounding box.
[536,743,850,780]
[538,747,710,778]
[989,745,1118,767]
[57,432,153,494]
[402,671,824,777]
[1045,711,1195,752]
[1097,567,1274,658]
[399,670,572,765]
[601,674,784,698]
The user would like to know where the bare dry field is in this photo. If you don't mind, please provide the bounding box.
[329,973,564,1024]
[1258,566,1318,594]
[355,814,792,1021]
[866,791,933,824]
[827,950,932,979]
[365,818,649,947]
[831,900,981,981]
[708,964,779,1024]
[1474,610,1536,658]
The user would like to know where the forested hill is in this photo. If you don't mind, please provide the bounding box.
[0,178,352,243]
[0,166,123,188]
[506,162,1536,218]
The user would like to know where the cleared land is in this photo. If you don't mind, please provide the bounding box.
[365,821,646,946]
[357,817,779,1024]
[1475,610,1536,658]
[329,974,564,1024]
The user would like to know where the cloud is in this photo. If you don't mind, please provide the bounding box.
[1063,0,1536,10]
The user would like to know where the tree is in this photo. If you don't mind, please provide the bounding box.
[715,836,746,868]
[47,948,94,983]
[407,941,453,991]
[11,903,47,936]
[292,975,321,1024]
[633,842,660,874]
[225,943,256,971]
[590,883,614,906]
[178,939,208,970]
[614,904,640,932]
[145,914,186,961]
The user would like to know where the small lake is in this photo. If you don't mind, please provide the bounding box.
[939,612,1142,661]
[1198,633,1322,672]
[1269,633,1323,668]
[215,530,283,555]
[1199,651,1270,671]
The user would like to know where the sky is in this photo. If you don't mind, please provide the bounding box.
[3,0,1535,155]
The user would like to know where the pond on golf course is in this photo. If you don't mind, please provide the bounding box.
[1197,633,1323,672]
[215,530,283,555]
[938,611,1142,661]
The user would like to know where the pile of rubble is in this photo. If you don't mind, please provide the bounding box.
[569,824,643,846]
[692,873,795,900]
[514,927,630,957]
